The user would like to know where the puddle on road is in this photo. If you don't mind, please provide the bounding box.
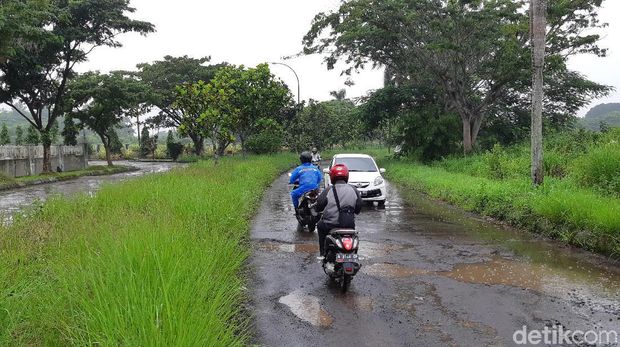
[364,263,431,278]
[440,256,547,291]
[256,241,411,260]
[278,291,333,327]
[340,295,374,312]
[439,256,620,303]
[256,242,319,253]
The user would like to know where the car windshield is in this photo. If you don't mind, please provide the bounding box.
[334,157,377,172]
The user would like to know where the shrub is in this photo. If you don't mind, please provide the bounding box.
[246,118,284,154]
[571,142,620,197]
[167,142,184,161]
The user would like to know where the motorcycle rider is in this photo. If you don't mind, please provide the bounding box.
[311,147,321,164]
[315,164,363,257]
[289,151,323,212]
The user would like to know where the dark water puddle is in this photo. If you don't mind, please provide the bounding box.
[364,263,431,278]
[340,295,374,312]
[278,291,334,327]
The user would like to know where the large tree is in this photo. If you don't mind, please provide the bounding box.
[218,64,292,155]
[531,0,547,185]
[0,0,51,63]
[136,55,224,155]
[0,0,154,171]
[67,71,147,166]
[304,0,610,154]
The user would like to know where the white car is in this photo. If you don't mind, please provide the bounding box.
[323,154,387,205]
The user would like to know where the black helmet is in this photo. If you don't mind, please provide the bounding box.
[300,151,312,163]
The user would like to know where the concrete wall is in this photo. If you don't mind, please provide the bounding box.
[0,145,88,178]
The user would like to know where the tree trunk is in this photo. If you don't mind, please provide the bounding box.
[190,134,204,156]
[101,135,113,167]
[530,0,546,186]
[240,136,246,158]
[462,117,473,154]
[104,143,113,167]
[42,142,52,173]
[136,115,141,144]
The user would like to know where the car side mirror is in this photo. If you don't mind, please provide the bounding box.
[323,168,330,174]
[379,168,386,174]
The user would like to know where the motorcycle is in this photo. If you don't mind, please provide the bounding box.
[322,228,361,292]
[311,159,321,171]
[288,172,321,232]
[294,187,321,232]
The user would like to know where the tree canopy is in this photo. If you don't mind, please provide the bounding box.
[67,71,148,166]
[304,0,611,154]
[0,0,154,171]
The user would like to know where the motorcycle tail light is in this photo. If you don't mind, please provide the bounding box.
[342,237,353,251]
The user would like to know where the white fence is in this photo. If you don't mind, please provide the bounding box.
[0,145,88,177]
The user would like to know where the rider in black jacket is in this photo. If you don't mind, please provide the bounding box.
[315,164,363,257]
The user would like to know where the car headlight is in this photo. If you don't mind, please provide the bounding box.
[374,176,384,186]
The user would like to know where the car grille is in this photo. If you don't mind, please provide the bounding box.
[349,182,370,189]
[361,189,382,198]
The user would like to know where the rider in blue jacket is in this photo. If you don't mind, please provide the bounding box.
[290,151,323,212]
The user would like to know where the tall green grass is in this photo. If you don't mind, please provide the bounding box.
[379,129,620,258]
[0,154,295,346]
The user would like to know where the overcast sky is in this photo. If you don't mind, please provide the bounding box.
[77,0,620,115]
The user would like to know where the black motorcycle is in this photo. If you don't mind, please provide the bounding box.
[322,229,361,292]
[293,186,321,232]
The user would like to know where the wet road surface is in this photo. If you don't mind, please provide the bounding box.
[0,161,183,221]
[249,172,620,346]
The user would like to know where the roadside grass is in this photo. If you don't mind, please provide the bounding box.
[375,129,620,258]
[0,153,295,346]
[0,165,137,191]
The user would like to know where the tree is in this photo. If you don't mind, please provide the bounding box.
[0,0,51,63]
[67,72,148,166]
[227,64,292,155]
[137,55,225,155]
[174,80,236,160]
[0,123,10,145]
[285,99,361,151]
[62,116,79,146]
[0,0,154,171]
[246,118,285,154]
[531,0,547,185]
[140,127,151,158]
[304,0,611,154]
[14,125,24,145]
[25,125,39,145]
[330,89,347,101]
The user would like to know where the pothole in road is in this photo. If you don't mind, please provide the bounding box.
[439,256,547,291]
[363,263,431,278]
[340,295,374,312]
[255,241,411,259]
[278,291,333,328]
[256,242,319,253]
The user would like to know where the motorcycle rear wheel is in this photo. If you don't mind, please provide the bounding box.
[341,274,352,292]
[308,222,316,232]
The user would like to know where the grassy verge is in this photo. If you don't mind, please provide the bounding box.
[372,135,620,258]
[0,165,137,191]
[0,154,295,346]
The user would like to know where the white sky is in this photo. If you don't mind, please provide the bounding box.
[77,0,384,103]
[72,0,620,114]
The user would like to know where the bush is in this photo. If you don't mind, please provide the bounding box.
[167,142,184,161]
[571,142,620,197]
[246,118,284,154]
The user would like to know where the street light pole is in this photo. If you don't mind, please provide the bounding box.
[269,61,300,105]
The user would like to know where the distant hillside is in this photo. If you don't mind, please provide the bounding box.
[0,109,138,145]
[585,103,620,118]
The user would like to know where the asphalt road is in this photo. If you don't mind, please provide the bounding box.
[249,172,620,347]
